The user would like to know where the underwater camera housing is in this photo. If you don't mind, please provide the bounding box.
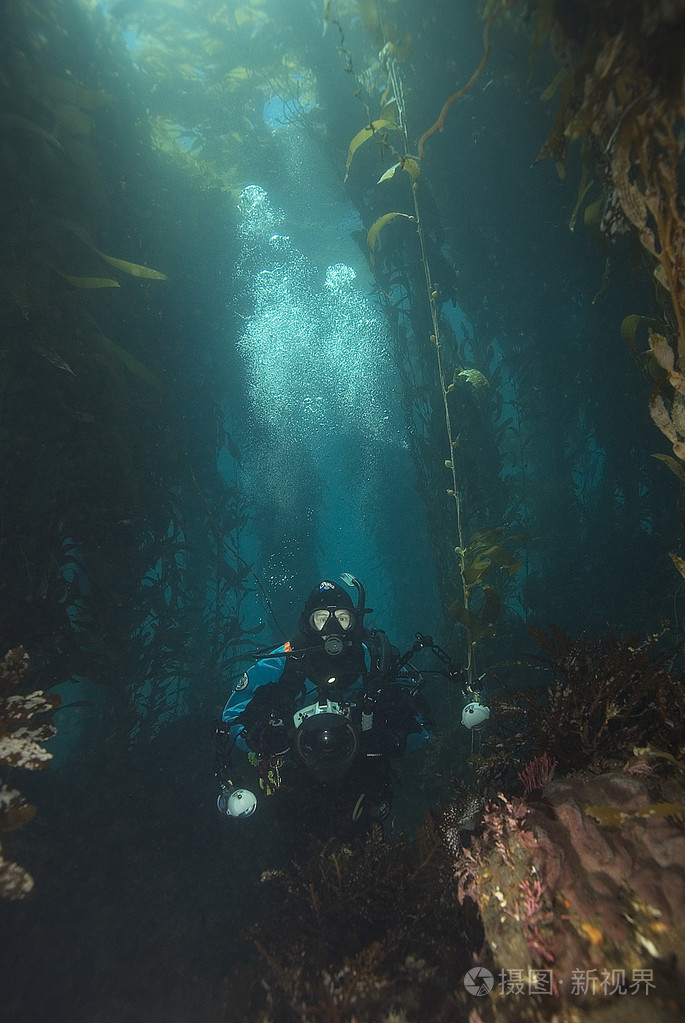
[293,697,360,782]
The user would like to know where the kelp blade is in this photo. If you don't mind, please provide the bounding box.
[367,212,414,271]
[92,330,164,393]
[57,220,168,280]
[98,253,168,280]
[61,274,120,289]
[344,120,399,182]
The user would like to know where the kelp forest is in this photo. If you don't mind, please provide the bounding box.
[2,1,685,1021]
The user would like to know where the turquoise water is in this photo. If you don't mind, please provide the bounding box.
[1,1,682,1020]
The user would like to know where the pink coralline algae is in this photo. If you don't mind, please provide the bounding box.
[517,753,558,795]
[518,877,546,919]
[449,763,685,1020]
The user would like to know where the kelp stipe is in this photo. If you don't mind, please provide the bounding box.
[344,48,525,686]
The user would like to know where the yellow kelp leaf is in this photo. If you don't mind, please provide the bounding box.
[653,454,685,484]
[225,66,252,86]
[585,806,624,827]
[587,803,685,826]
[649,331,675,372]
[476,585,500,639]
[367,212,414,271]
[377,156,420,185]
[583,197,602,231]
[463,545,521,584]
[540,66,568,102]
[401,156,420,182]
[650,331,685,396]
[92,331,164,394]
[344,120,399,181]
[654,264,669,290]
[60,273,120,289]
[448,598,479,633]
[178,63,202,80]
[569,164,593,231]
[0,113,64,151]
[464,526,502,551]
[57,220,168,280]
[29,342,76,376]
[33,72,111,109]
[458,368,489,388]
[621,314,650,358]
[531,0,554,60]
[378,162,400,184]
[535,76,573,179]
[484,545,522,576]
[461,527,523,578]
[97,253,168,279]
[591,256,610,305]
[462,555,493,586]
[638,802,685,818]
[672,552,685,578]
[633,746,685,769]
[448,595,496,642]
[54,103,91,136]
[649,386,685,460]
[360,0,380,37]
[234,6,269,29]
[380,99,398,121]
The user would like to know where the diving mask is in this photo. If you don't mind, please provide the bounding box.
[309,607,355,632]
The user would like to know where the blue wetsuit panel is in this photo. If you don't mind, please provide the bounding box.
[222,643,431,754]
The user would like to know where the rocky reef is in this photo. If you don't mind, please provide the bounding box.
[447,758,685,1021]
[0,646,59,899]
[228,628,685,1021]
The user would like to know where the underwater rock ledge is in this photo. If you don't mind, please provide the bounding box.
[449,760,685,1022]
[0,646,59,900]
[233,756,685,1022]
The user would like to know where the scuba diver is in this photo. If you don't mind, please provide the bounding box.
[216,574,434,854]
[215,573,492,857]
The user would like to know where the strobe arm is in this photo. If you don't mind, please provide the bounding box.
[401,634,490,731]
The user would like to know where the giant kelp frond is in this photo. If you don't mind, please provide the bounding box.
[418,0,517,159]
[0,647,59,899]
[528,1,685,464]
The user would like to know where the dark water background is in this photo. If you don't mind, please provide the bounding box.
[0,0,680,1020]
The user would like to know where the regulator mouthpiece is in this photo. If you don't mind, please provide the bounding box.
[323,634,345,656]
[461,696,491,731]
[217,785,257,819]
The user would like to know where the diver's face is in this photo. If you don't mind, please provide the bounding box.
[309,608,354,634]
[308,607,355,660]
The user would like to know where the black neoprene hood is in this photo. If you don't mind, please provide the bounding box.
[303,581,354,615]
